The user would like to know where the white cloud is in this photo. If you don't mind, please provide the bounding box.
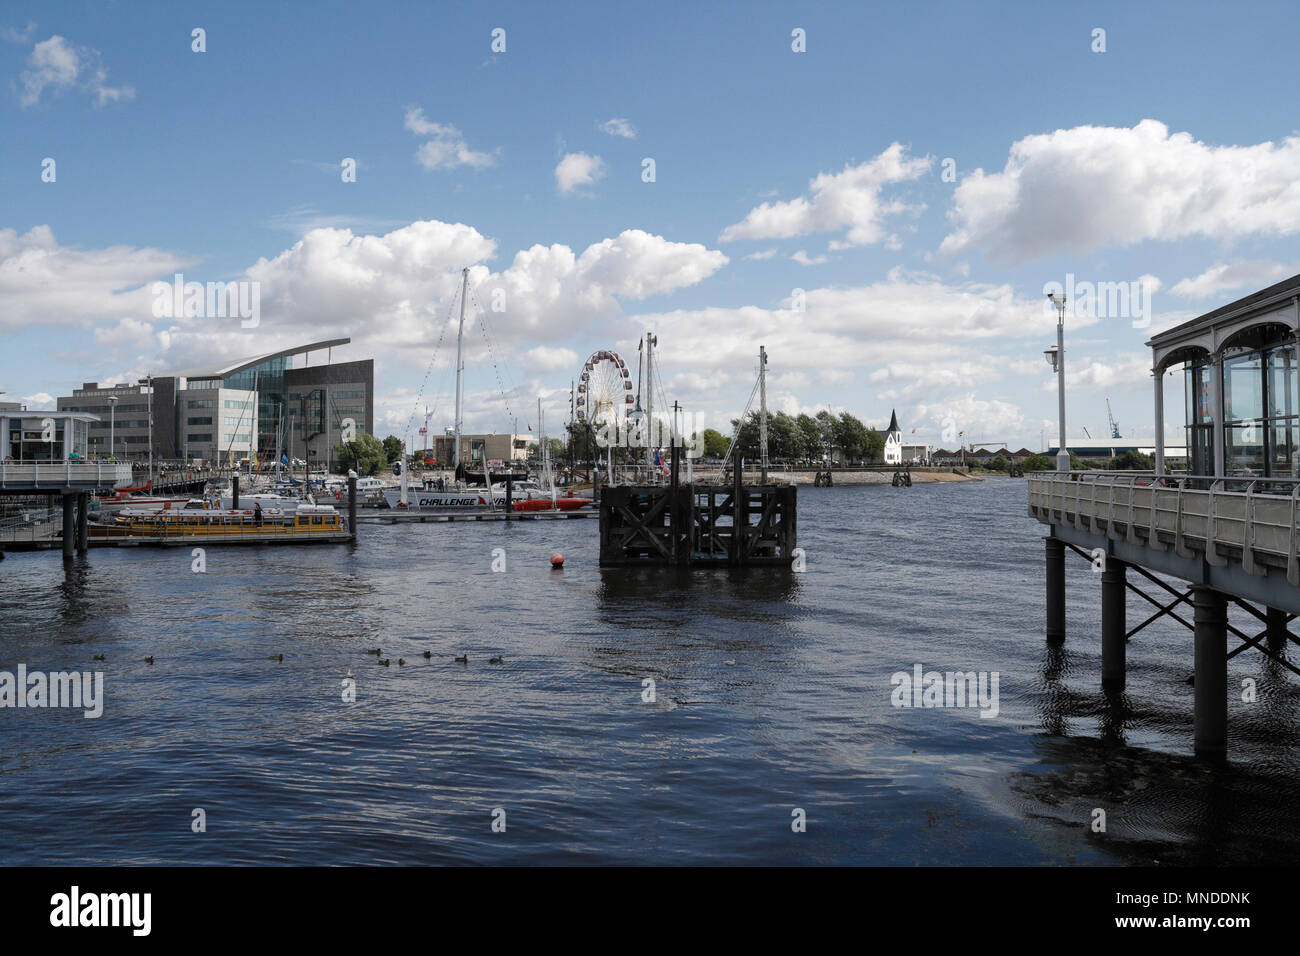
[0,225,193,329]
[912,395,1027,446]
[1,21,36,43]
[791,250,829,266]
[719,143,931,247]
[599,117,637,139]
[404,106,497,170]
[1170,260,1297,300]
[21,392,54,407]
[614,268,1060,383]
[522,346,580,372]
[744,248,778,261]
[941,119,1300,264]
[18,35,134,108]
[1043,355,1153,392]
[555,152,606,194]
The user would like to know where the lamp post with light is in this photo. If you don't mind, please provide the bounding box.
[107,395,118,463]
[1046,293,1070,471]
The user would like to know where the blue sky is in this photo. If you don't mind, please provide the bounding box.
[3,0,1300,449]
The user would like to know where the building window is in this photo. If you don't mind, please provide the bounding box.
[187,417,213,426]
[188,433,213,442]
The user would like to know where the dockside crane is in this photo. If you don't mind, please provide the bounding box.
[1106,399,1121,439]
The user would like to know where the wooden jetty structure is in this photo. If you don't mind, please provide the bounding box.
[1031,274,1300,758]
[598,344,797,567]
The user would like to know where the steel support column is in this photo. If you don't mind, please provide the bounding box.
[1046,535,1065,643]
[1101,558,1126,687]
[61,492,74,560]
[1193,586,1229,759]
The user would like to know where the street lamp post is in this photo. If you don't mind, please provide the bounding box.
[1047,293,1070,472]
[107,395,118,463]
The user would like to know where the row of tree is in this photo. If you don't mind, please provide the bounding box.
[726,410,884,463]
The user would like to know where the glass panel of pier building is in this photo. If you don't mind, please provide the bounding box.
[1223,349,1264,422]
[1227,424,1266,475]
[1185,361,1215,475]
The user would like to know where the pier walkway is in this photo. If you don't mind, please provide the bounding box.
[1029,469,1300,759]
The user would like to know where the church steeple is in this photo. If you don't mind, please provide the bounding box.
[886,409,900,438]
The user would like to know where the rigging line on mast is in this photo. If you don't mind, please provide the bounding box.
[722,372,763,466]
[467,283,517,433]
[404,288,458,440]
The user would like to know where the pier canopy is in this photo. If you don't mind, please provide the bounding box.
[1148,273,1300,478]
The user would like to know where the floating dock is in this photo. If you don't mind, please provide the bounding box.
[355,509,595,523]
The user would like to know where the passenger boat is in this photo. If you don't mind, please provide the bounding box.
[91,503,344,537]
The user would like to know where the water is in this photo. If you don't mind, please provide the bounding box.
[3,479,1299,865]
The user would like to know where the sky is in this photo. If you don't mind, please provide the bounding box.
[2,0,1300,450]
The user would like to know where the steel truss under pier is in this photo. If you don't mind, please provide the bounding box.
[599,482,797,567]
[1031,471,1300,758]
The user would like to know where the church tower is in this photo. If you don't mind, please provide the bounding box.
[883,409,903,464]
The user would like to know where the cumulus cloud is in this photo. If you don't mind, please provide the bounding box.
[555,152,606,194]
[404,106,497,170]
[791,250,829,266]
[940,119,1300,264]
[719,143,931,248]
[18,35,134,107]
[522,346,580,372]
[744,248,778,261]
[161,222,727,374]
[1044,355,1153,392]
[598,117,637,139]
[1170,260,1297,300]
[613,268,1059,386]
[0,225,193,329]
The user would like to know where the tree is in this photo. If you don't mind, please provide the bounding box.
[795,413,823,461]
[701,428,729,459]
[333,433,386,476]
[381,435,403,463]
[1110,450,1154,470]
[833,412,877,462]
[814,410,839,460]
[1022,454,1054,472]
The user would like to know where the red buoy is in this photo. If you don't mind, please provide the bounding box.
[550,553,564,568]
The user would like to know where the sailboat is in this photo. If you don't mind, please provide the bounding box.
[381,267,510,511]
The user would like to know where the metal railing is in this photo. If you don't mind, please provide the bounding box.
[1028,470,1300,584]
[0,459,134,489]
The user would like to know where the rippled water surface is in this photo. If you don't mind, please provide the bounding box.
[3,478,1299,865]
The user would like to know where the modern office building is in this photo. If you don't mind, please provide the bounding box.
[55,338,373,466]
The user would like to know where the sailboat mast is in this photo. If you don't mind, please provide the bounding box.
[453,267,469,472]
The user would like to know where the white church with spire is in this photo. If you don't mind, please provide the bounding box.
[882,409,930,464]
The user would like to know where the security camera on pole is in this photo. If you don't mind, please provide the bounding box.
[1045,293,1070,472]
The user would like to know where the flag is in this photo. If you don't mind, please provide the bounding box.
[655,451,669,478]
[281,454,289,466]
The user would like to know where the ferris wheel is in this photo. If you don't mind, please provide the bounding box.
[575,349,633,424]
